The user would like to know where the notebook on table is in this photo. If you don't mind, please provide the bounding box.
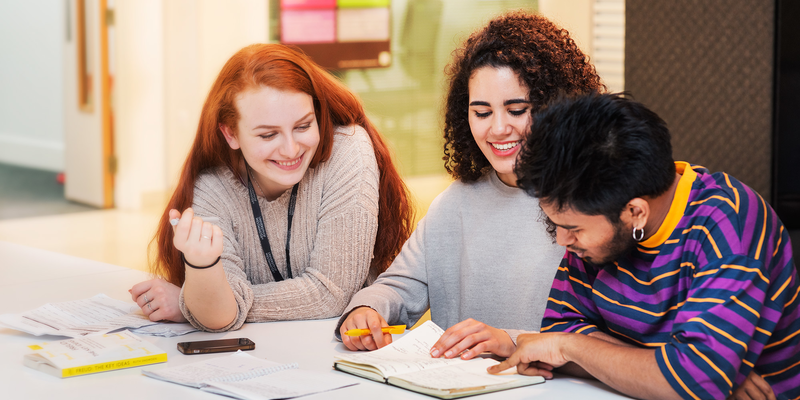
[334,321,544,399]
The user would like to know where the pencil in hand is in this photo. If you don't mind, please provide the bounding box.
[344,325,406,336]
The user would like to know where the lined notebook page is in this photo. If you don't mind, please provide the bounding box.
[143,351,295,388]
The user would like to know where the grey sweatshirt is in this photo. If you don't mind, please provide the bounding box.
[336,171,565,343]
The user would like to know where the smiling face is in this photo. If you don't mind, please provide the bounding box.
[467,66,531,186]
[221,86,320,200]
[540,202,637,265]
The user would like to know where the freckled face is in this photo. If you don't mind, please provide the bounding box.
[223,87,320,200]
[540,202,636,265]
[467,66,531,187]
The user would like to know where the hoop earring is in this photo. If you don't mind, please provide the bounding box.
[633,227,645,242]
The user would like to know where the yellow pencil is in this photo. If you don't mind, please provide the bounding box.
[344,325,406,336]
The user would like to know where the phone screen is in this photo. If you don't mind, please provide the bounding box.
[177,338,255,355]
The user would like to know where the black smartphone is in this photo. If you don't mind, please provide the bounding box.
[176,338,255,355]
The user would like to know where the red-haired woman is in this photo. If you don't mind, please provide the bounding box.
[128,44,414,331]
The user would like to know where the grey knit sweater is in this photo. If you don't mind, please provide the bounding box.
[336,171,565,343]
[180,125,379,331]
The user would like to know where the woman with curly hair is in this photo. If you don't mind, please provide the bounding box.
[128,44,414,331]
[337,11,603,358]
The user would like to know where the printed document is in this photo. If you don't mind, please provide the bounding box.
[0,294,194,337]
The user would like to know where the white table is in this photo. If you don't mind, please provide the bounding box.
[0,241,632,399]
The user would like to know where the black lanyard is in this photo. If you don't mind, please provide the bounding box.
[246,173,298,282]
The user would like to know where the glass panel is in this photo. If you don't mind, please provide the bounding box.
[335,0,538,176]
[338,0,391,7]
[281,10,336,44]
[271,0,538,176]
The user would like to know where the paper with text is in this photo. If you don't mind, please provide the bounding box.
[390,357,522,390]
[143,351,290,388]
[144,351,358,399]
[131,322,198,337]
[0,294,157,337]
[334,320,469,377]
[202,368,359,400]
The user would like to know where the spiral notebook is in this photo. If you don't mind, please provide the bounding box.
[143,351,357,400]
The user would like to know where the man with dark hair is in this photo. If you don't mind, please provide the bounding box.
[489,93,799,400]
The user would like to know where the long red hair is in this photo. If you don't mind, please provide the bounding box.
[150,43,414,286]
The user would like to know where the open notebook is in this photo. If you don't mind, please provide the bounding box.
[334,321,544,399]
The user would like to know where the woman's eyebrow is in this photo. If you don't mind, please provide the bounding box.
[252,111,315,130]
[468,99,530,107]
[294,111,315,123]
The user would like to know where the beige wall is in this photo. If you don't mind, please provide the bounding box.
[540,0,626,92]
[538,0,594,58]
[113,0,268,210]
[114,0,166,210]
[163,0,268,200]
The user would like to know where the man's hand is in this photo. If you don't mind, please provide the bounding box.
[488,332,681,399]
[487,332,567,379]
[429,318,517,360]
[340,307,393,351]
[728,371,775,400]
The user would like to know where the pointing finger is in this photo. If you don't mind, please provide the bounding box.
[488,353,519,375]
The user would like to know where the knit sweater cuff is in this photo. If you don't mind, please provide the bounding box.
[504,329,538,345]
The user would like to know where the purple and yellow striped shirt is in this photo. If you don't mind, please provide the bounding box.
[542,162,800,399]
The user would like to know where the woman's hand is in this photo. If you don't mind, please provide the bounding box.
[129,278,187,322]
[429,318,517,360]
[171,208,223,267]
[340,307,393,351]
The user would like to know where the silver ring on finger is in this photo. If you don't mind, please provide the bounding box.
[143,294,149,304]
[147,303,153,311]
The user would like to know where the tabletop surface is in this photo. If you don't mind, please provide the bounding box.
[0,241,631,399]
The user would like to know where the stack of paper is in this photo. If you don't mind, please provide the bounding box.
[0,294,197,337]
[144,351,359,400]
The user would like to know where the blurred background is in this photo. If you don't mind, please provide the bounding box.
[1,0,797,270]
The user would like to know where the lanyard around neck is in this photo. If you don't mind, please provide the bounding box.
[246,173,298,282]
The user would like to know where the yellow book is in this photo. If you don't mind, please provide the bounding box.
[23,330,167,378]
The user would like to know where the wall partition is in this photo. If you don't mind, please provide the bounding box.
[626,0,800,229]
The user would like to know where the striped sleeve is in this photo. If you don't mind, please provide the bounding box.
[756,223,800,399]
[655,254,800,400]
[541,255,602,335]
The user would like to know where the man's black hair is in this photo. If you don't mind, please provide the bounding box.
[515,92,676,223]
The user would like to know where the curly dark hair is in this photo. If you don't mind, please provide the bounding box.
[443,11,605,181]
[516,92,675,224]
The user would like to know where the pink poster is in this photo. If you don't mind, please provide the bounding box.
[281,0,336,10]
[281,10,336,44]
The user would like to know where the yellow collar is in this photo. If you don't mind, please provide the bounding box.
[639,162,696,248]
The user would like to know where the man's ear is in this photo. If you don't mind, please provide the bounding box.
[621,198,650,230]
[219,123,240,150]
